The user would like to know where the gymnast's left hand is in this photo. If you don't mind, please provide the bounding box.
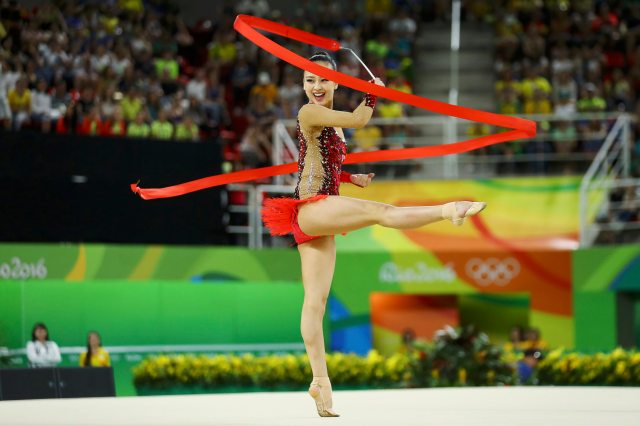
[350,173,375,188]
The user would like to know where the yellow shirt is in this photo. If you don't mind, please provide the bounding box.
[378,102,404,119]
[353,126,382,151]
[8,89,31,112]
[79,347,111,367]
[520,77,552,100]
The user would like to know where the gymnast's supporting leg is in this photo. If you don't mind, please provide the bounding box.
[298,236,339,417]
[297,196,486,237]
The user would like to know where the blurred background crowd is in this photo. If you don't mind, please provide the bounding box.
[0,1,638,185]
[0,0,418,171]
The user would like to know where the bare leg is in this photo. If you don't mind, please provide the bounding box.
[298,236,339,416]
[298,196,485,237]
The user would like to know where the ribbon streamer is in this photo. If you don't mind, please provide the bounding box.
[132,15,536,200]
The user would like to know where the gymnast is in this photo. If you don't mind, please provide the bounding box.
[262,51,486,417]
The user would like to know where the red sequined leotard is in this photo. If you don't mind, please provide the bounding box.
[294,120,350,200]
[261,94,376,244]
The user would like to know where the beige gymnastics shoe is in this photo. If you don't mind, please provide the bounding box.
[308,376,340,417]
[442,201,487,226]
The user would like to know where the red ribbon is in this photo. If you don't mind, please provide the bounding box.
[131,15,536,200]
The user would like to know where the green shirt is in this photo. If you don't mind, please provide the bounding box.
[127,122,150,138]
[175,123,199,141]
[121,97,142,122]
[154,59,179,80]
[151,121,174,139]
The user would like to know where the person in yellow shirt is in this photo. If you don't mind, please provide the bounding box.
[523,89,552,114]
[353,124,382,151]
[250,72,278,106]
[121,88,143,122]
[520,67,551,101]
[127,111,150,138]
[79,331,111,367]
[150,109,174,140]
[175,115,200,141]
[8,79,31,131]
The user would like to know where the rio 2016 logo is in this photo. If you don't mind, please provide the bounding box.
[0,257,48,280]
[465,257,520,286]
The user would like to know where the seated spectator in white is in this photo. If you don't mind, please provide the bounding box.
[110,46,131,78]
[553,71,577,105]
[554,92,576,117]
[26,322,61,368]
[31,79,52,133]
[91,44,112,74]
[186,69,207,103]
[50,80,72,121]
[0,60,12,129]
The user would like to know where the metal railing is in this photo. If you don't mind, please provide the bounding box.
[271,112,625,180]
[579,114,636,247]
[226,112,636,248]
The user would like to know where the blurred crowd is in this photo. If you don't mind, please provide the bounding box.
[0,0,419,170]
[486,0,640,175]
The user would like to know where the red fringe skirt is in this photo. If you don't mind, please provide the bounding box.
[261,195,328,245]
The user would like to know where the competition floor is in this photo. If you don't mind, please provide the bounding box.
[1,386,639,426]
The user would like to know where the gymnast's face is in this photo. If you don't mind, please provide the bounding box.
[304,61,338,108]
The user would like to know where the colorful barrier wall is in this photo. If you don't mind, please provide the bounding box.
[0,279,304,395]
[6,177,628,395]
[573,245,640,351]
[337,176,581,252]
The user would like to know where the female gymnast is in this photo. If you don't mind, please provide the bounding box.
[262,51,486,417]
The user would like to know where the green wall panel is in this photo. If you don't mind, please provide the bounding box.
[574,292,616,352]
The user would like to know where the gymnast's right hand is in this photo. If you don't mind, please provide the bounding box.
[371,77,385,87]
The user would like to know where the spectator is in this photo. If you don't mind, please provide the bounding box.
[503,325,523,352]
[31,79,52,133]
[79,331,110,367]
[154,50,179,81]
[605,68,632,111]
[250,71,278,107]
[8,78,31,131]
[353,123,382,152]
[151,109,174,140]
[577,84,606,113]
[121,87,143,122]
[77,105,104,136]
[551,120,578,156]
[175,115,200,141]
[102,106,127,137]
[524,88,552,115]
[231,55,255,106]
[520,327,548,351]
[378,96,404,119]
[26,322,61,368]
[50,80,72,121]
[186,68,207,103]
[239,123,270,168]
[520,67,551,103]
[127,111,150,138]
[552,71,577,106]
[0,60,12,129]
[517,349,543,384]
[278,72,303,119]
[55,102,78,134]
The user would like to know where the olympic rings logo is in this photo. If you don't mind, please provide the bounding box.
[465,257,521,286]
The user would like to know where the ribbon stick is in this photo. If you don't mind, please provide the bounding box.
[132,15,536,200]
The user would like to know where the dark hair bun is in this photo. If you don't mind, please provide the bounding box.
[308,51,336,69]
